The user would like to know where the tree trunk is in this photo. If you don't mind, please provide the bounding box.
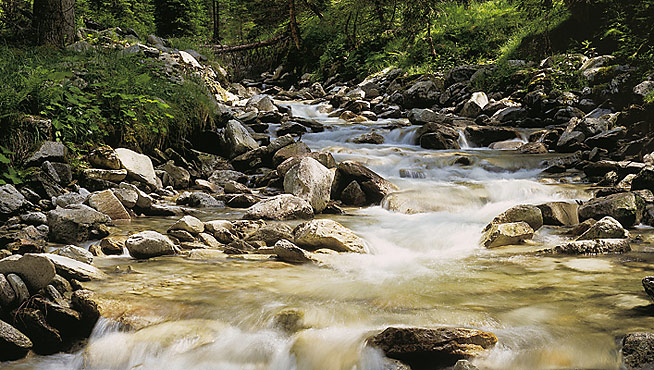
[289,0,302,50]
[212,0,221,42]
[33,0,75,47]
[301,0,323,19]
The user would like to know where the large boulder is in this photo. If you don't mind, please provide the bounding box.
[47,204,111,244]
[162,161,190,189]
[223,120,259,158]
[293,219,367,253]
[481,222,534,248]
[464,126,519,147]
[0,254,56,291]
[577,216,628,240]
[485,205,543,232]
[335,161,398,205]
[284,157,335,213]
[0,184,28,218]
[246,94,277,112]
[460,92,489,118]
[0,320,32,361]
[88,190,130,221]
[537,202,579,226]
[244,194,314,221]
[125,231,177,259]
[631,167,654,193]
[114,148,159,189]
[416,123,461,150]
[44,254,107,281]
[622,332,654,370]
[578,192,645,227]
[26,141,67,165]
[403,80,441,108]
[369,327,497,369]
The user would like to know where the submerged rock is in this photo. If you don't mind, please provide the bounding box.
[369,327,497,369]
[293,219,367,253]
[481,222,534,248]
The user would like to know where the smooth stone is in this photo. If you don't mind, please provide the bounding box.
[0,254,56,291]
[293,219,367,253]
[577,216,629,240]
[244,194,314,221]
[44,254,107,281]
[88,190,131,220]
[537,202,579,226]
[169,215,205,234]
[273,239,314,264]
[481,222,534,248]
[53,245,94,264]
[284,157,335,213]
[115,148,159,189]
[125,231,177,259]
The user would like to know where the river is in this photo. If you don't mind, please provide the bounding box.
[8,102,654,370]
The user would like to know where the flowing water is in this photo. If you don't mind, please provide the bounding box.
[8,103,654,370]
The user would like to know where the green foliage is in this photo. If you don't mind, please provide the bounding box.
[154,0,208,37]
[75,0,156,37]
[0,146,22,185]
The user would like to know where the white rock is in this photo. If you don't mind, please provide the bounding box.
[284,157,335,213]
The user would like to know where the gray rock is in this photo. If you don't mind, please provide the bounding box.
[460,92,489,118]
[0,254,56,291]
[223,120,259,158]
[208,169,248,186]
[162,161,190,189]
[246,94,277,112]
[351,132,385,144]
[177,191,224,208]
[336,161,398,205]
[293,219,367,253]
[119,182,153,209]
[169,215,204,234]
[89,146,122,170]
[273,239,314,263]
[577,216,628,240]
[403,80,441,108]
[244,194,314,221]
[115,148,159,189]
[485,205,543,232]
[19,212,47,225]
[83,168,127,182]
[6,274,29,304]
[246,223,293,246]
[0,319,32,361]
[26,141,67,165]
[545,239,630,255]
[44,253,106,281]
[284,157,335,213]
[112,187,138,208]
[88,189,131,220]
[0,274,16,307]
[126,231,177,259]
[578,192,645,228]
[53,245,94,264]
[537,202,579,226]
[623,332,654,370]
[54,192,87,208]
[47,204,111,244]
[481,222,534,248]
[341,180,367,206]
[0,184,27,217]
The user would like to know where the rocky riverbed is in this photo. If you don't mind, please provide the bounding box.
[1,29,654,369]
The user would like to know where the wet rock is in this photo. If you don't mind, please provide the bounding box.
[169,215,205,234]
[70,290,101,331]
[83,168,127,182]
[100,237,125,255]
[177,191,224,208]
[454,360,479,370]
[284,157,335,213]
[341,180,367,206]
[115,148,160,189]
[485,205,543,232]
[489,140,523,150]
[418,124,461,150]
[244,194,314,221]
[89,145,122,170]
[464,126,518,147]
[273,308,306,333]
[32,297,82,338]
[336,161,398,205]
[223,120,259,158]
[545,239,630,255]
[519,142,548,154]
[125,231,177,259]
[273,239,314,264]
[460,92,489,118]
[481,222,534,248]
[0,254,56,291]
[44,254,107,281]
[162,161,190,189]
[246,223,293,246]
[577,216,628,240]
[14,308,62,354]
[578,192,645,228]
[53,245,94,264]
[0,184,28,219]
[631,168,654,193]
[88,189,131,221]
[111,187,138,208]
[47,204,111,244]
[642,277,654,303]
[293,219,367,253]
[0,319,32,361]
[622,332,654,370]
[26,141,67,165]
[352,132,385,144]
[273,142,311,167]
[537,202,579,226]
[403,80,441,108]
[369,327,497,369]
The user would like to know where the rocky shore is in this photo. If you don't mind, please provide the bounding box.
[1,27,654,368]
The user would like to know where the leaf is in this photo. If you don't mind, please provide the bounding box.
[47,71,74,81]
[0,153,10,164]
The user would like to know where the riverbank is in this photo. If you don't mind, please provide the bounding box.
[1,27,654,369]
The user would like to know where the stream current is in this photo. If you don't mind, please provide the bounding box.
[8,102,654,370]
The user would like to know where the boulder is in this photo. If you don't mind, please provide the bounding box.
[88,190,131,221]
[642,277,654,303]
[577,216,628,240]
[0,319,33,361]
[88,145,121,170]
[244,194,314,221]
[99,237,125,255]
[44,254,107,281]
[537,202,579,226]
[460,92,489,118]
[0,254,56,291]
[162,161,190,189]
[485,205,543,232]
[47,204,111,244]
[631,168,654,193]
[83,168,127,182]
[119,183,153,209]
[125,231,177,259]
[293,219,367,253]
[578,192,645,227]
[273,239,314,264]
[6,274,29,304]
[0,274,16,307]
[246,94,277,112]
[223,120,259,158]
[403,80,441,108]
[0,184,27,218]
[114,148,159,189]
[26,141,67,165]
[169,215,205,234]
[54,192,87,208]
[622,332,654,370]
[464,126,518,147]
[53,245,94,264]
[369,327,497,368]
[336,161,398,205]
[273,142,311,167]
[481,222,534,248]
[112,187,138,208]
[284,157,335,213]
[545,239,630,255]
